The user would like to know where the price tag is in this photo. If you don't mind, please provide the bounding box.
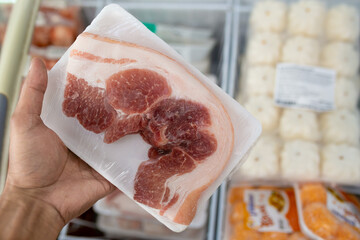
[274,63,336,112]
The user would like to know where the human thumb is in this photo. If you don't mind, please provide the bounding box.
[11,58,48,130]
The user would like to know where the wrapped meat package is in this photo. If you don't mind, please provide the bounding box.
[40,4,261,232]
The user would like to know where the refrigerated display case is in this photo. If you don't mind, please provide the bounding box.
[216,0,360,239]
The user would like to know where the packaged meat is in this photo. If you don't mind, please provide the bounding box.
[94,190,207,228]
[224,185,309,240]
[295,183,360,240]
[40,4,261,231]
[93,190,207,239]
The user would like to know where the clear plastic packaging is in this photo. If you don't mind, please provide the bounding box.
[93,190,207,240]
[224,184,309,240]
[234,0,360,186]
[40,4,261,232]
[295,183,360,240]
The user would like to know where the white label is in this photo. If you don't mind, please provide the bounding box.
[275,63,336,112]
[244,189,293,233]
[327,189,360,229]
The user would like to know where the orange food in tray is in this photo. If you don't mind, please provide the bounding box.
[300,183,327,206]
[227,185,308,240]
[336,223,360,240]
[288,232,309,240]
[302,202,338,239]
[261,231,288,240]
[298,183,360,240]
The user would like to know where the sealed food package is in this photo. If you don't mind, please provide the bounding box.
[93,190,207,239]
[40,4,261,231]
[224,185,309,240]
[234,0,360,185]
[296,183,360,240]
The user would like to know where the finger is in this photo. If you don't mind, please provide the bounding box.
[15,58,48,117]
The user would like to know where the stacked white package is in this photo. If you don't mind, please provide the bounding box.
[235,0,360,185]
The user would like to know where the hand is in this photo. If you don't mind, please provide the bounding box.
[0,58,115,239]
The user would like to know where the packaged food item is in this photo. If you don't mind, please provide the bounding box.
[40,4,261,231]
[250,0,287,33]
[321,144,360,184]
[247,32,282,65]
[31,6,82,48]
[94,190,208,228]
[296,183,360,240]
[288,0,326,38]
[281,140,320,181]
[246,66,276,97]
[244,96,280,131]
[93,190,207,239]
[225,185,308,240]
[321,42,359,78]
[325,4,360,43]
[279,109,320,141]
[235,0,360,186]
[281,36,320,66]
[320,109,360,146]
[236,134,280,180]
[335,78,359,110]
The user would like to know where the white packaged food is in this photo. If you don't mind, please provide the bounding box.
[40,4,261,232]
[288,0,326,38]
[321,42,359,78]
[247,32,282,65]
[326,4,360,43]
[250,0,287,33]
[321,144,360,184]
[244,95,280,131]
[279,109,320,142]
[281,36,320,66]
[335,78,359,110]
[281,140,320,180]
[246,66,276,96]
[320,109,360,146]
[237,135,280,179]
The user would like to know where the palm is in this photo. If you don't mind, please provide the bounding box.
[6,59,114,223]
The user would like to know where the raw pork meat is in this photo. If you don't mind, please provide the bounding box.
[62,32,234,225]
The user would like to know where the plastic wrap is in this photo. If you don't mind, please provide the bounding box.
[233,0,360,185]
[295,183,360,240]
[40,4,261,232]
[93,190,207,239]
[224,184,309,240]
